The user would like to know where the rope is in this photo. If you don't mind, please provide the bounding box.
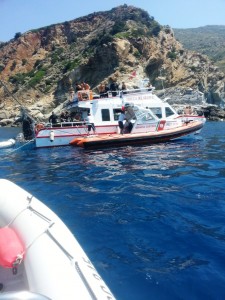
[9,139,34,153]
[0,80,23,106]
[6,195,33,227]
[0,80,37,130]
[25,222,55,251]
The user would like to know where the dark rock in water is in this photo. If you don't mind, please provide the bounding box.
[201,105,225,121]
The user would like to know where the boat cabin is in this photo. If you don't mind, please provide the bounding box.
[67,88,178,126]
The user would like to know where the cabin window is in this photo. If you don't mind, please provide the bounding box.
[165,107,175,117]
[148,107,162,119]
[113,109,122,121]
[101,109,110,121]
[142,113,154,122]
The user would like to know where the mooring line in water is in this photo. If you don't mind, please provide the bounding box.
[9,139,34,153]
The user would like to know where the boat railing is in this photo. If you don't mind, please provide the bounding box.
[101,87,155,98]
[45,121,86,128]
[74,87,154,100]
[120,87,155,96]
[66,87,155,109]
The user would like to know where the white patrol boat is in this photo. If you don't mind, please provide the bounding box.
[34,86,206,148]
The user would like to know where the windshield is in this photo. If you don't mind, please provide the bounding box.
[131,106,158,123]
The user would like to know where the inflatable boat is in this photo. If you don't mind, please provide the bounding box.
[0,139,15,149]
[0,179,115,300]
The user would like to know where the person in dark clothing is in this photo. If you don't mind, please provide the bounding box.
[104,84,110,98]
[22,116,35,140]
[49,112,58,124]
[123,120,133,133]
[65,111,70,121]
[75,82,83,92]
[14,108,35,140]
[60,112,66,122]
[121,82,127,94]
[110,81,119,97]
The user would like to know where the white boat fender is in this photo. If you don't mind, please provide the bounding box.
[49,130,54,142]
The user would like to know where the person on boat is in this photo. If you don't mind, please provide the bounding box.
[14,109,35,140]
[121,81,127,95]
[98,82,106,98]
[104,83,110,98]
[118,110,126,134]
[86,113,95,134]
[64,111,70,121]
[82,82,90,90]
[74,114,81,121]
[60,112,66,122]
[123,120,133,134]
[49,112,58,125]
[78,82,91,100]
[75,82,83,92]
[184,106,193,115]
[35,122,45,134]
[22,115,35,140]
[110,80,119,97]
[147,83,153,91]
[188,105,193,114]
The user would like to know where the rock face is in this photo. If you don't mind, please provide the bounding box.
[0,5,224,124]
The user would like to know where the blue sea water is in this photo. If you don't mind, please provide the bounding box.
[0,122,225,300]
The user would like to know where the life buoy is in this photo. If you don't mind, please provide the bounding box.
[0,227,25,268]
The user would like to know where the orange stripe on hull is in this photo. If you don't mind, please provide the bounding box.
[70,121,203,150]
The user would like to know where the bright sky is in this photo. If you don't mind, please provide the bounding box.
[1,0,225,42]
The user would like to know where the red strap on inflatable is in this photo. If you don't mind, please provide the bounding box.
[0,227,25,268]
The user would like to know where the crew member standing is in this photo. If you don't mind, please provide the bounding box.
[118,110,126,134]
[86,113,95,134]
[49,112,58,125]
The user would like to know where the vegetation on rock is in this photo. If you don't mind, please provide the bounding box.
[174,25,225,73]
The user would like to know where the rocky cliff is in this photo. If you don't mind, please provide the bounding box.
[173,26,225,73]
[0,5,224,125]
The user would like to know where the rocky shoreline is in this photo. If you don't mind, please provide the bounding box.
[156,87,225,121]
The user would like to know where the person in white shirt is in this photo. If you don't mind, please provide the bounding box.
[86,113,95,134]
[118,111,126,134]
